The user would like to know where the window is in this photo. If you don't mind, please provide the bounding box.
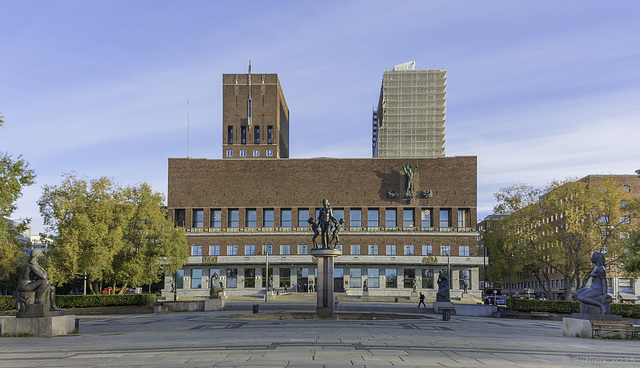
[623,185,631,193]
[241,127,246,144]
[267,126,273,144]
[192,209,203,228]
[226,150,233,157]
[351,244,360,255]
[280,244,290,255]
[253,150,260,157]
[228,126,233,144]
[458,209,469,228]
[403,209,414,228]
[240,150,246,157]
[404,269,415,288]
[441,245,451,256]
[298,244,308,255]
[191,245,202,256]
[244,268,255,288]
[281,209,292,227]
[209,245,220,256]
[228,209,239,227]
[385,269,397,288]
[246,209,257,227]
[263,209,274,227]
[264,244,273,255]
[227,245,238,256]
[459,269,471,290]
[459,245,470,257]
[210,209,222,228]
[333,209,344,222]
[248,99,252,119]
[422,269,434,288]
[368,268,379,288]
[386,245,396,255]
[254,126,260,144]
[175,270,184,289]
[621,216,630,224]
[368,244,379,255]
[226,268,237,288]
[404,244,415,255]
[266,150,273,157]
[422,245,433,255]
[174,209,185,227]
[245,245,256,255]
[279,268,290,288]
[439,209,451,228]
[298,209,309,227]
[368,209,379,227]
[350,268,362,288]
[385,209,397,228]
[350,209,362,227]
[191,269,202,289]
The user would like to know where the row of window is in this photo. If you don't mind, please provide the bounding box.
[226,149,274,158]
[227,125,273,145]
[178,267,471,290]
[192,244,471,257]
[181,207,471,229]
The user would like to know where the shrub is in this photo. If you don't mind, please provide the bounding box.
[0,293,155,310]
[509,298,640,318]
[0,295,16,310]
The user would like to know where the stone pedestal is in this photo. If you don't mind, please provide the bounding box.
[1,315,76,337]
[433,301,455,314]
[563,314,623,338]
[311,248,341,318]
[204,298,225,311]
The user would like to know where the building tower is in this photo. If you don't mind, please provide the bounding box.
[373,61,447,158]
[222,62,290,159]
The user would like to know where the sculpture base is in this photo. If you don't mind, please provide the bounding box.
[571,313,621,321]
[433,301,455,314]
[204,298,225,311]
[311,248,341,317]
[16,304,65,319]
[1,315,76,337]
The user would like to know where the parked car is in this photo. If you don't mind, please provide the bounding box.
[486,295,507,305]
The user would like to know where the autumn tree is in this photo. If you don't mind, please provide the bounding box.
[38,173,187,294]
[0,115,37,280]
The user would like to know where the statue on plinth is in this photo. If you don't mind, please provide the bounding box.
[317,199,338,249]
[436,271,450,302]
[15,249,62,317]
[308,217,320,248]
[573,252,611,315]
[403,162,418,204]
[209,272,223,299]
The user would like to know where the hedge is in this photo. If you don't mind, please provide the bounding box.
[0,293,155,310]
[509,298,640,319]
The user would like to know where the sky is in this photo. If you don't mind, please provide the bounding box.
[2,1,640,235]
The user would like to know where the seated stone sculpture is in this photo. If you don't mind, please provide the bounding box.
[436,271,450,302]
[15,249,63,317]
[209,272,224,299]
[573,252,611,315]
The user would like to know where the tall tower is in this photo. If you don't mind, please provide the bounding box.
[373,61,446,158]
[222,63,290,159]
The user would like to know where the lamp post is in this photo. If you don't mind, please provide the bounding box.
[264,245,269,304]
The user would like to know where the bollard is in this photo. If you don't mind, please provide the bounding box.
[253,304,259,314]
[442,309,451,321]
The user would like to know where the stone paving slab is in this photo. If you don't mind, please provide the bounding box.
[2,311,640,367]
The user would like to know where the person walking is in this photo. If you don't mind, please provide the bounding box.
[334,296,340,311]
[418,292,426,308]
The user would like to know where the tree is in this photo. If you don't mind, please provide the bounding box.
[38,173,187,293]
[0,115,37,280]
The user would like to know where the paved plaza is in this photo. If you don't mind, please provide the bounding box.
[1,307,639,367]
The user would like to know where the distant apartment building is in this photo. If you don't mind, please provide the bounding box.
[373,61,447,158]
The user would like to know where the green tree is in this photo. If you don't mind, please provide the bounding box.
[1,115,37,280]
[38,173,187,294]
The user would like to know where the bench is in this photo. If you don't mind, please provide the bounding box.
[530,311,550,319]
[591,320,640,339]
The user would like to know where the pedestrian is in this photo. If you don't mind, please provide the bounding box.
[463,280,468,294]
[418,292,426,308]
[334,296,339,311]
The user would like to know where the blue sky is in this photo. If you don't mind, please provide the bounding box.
[2,1,640,234]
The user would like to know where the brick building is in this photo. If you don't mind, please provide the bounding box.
[162,66,481,300]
